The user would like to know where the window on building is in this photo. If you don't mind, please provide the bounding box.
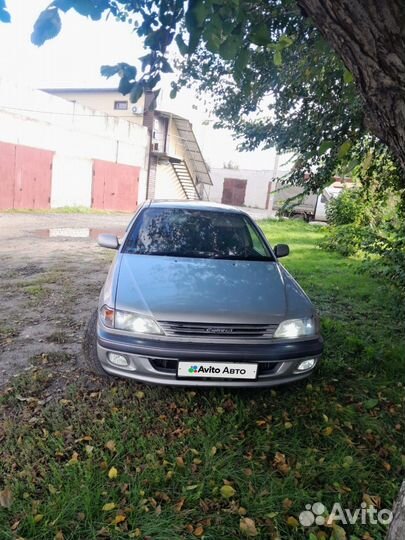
[114,100,128,110]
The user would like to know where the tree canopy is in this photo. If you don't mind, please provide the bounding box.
[1,0,405,197]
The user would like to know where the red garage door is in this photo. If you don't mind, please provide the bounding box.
[221,178,247,206]
[92,160,139,212]
[0,142,53,210]
[0,142,15,210]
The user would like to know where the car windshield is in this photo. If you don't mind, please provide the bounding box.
[123,207,274,261]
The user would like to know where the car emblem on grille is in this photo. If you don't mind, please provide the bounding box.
[205,327,233,334]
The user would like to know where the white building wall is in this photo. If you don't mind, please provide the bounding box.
[154,161,186,200]
[209,168,289,210]
[0,78,149,208]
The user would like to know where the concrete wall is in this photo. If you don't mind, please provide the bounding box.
[209,168,288,210]
[0,78,149,209]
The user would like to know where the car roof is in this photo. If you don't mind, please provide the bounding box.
[148,199,247,214]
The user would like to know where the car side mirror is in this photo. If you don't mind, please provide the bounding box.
[98,233,119,250]
[274,244,289,258]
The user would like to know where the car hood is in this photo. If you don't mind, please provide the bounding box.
[114,254,313,324]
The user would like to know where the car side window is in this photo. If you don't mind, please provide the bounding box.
[245,220,268,257]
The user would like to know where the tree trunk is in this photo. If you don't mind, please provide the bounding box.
[387,481,405,540]
[297,0,405,174]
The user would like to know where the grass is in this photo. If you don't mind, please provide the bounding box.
[0,220,404,540]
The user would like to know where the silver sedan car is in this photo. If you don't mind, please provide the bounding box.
[84,200,323,387]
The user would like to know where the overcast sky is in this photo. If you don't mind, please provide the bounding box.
[0,0,290,171]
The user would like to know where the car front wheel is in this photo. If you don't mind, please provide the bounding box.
[82,308,112,378]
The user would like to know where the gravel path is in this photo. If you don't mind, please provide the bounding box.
[0,212,132,386]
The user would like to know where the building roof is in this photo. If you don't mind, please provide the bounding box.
[41,88,121,93]
[157,110,212,186]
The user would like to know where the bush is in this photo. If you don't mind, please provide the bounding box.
[320,223,369,256]
[326,188,363,226]
[322,186,405,292]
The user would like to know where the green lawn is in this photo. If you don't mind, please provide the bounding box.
[1,221,404,540]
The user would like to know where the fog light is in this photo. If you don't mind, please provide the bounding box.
[297,358,316,371]
[108,353,129,367]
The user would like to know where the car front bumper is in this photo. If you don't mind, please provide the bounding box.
[96,325,323,387]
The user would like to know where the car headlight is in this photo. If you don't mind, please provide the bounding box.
[274,318,316,339]
[100,305,163,335]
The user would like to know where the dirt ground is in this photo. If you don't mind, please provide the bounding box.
[0,212,132,388]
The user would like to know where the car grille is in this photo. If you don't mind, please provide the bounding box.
[158,321,279,340]
[149,358,280,377]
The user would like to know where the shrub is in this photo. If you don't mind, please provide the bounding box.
[326,188,363,226]
[322,185,405,292]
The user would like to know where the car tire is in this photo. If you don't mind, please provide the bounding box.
[83,308,112,378]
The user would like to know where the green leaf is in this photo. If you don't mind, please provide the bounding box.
[100,65,120,79]
[235,48,250,73]
[338,140,352,159]
[118,77,134,96]
[362,150,373,174]
[343,68,354,84]
[319,140,333,155]
[278,34,294,49]
[192,0,209,27]
[220,485,236,498]
[161,57,173,73]
[175,34,188,56]
[250,22,269,46]
[364,398,379,410]
[273,49,282,66]
[130,83,144,103]
[31,7,62,46]
[219,35,240,61]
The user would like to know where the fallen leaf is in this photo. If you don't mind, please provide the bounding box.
[194,525,204,537]
[175,498,185,512]
[176,456,185,468]
[111,514,126,525]
[363,494,381,509]
[102,502,116,511]
[286,516,299,527]
[273,452,290,475]
[135,391,145,399]
[55,531,64,540]
[220,485,236,498]
[108,466,118,479]
[240,517,258,537]
[331,523,347,540]
[105,440,116,453]
[323,426,334,436]
[282,498,293,511]
[185,484,199,491]
[67,451,79,465]
[0,488,12,508]
[33,514,44,524]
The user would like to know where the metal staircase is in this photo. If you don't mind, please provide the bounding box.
[171,160,200,200]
